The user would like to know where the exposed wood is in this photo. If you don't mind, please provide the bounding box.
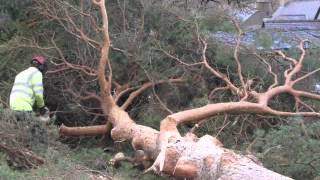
[59,124,108,136]
[57,0,320,179]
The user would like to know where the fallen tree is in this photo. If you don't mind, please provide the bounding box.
[54,0,320,179]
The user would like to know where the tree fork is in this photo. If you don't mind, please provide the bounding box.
[57,0,320,179]
[60,101,296,179]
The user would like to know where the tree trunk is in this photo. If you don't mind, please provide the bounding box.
[60,102,292,179]
[57,0,309,178]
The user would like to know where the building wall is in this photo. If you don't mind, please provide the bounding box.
[242,12,268,31]
[279,0,291,6]
[242,0,278,30]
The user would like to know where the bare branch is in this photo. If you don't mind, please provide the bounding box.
[51,37,97,76]
[152,87,173,114]
[120,79,184,110]
[158,47,204,67]
[110,45,133,57]
[209,86,229,99]
[275,50,297,65]
[60,124,108,136]
[253,53,278,90]
[297,98,316,112]
[292,89,320,101]
[231,19,246,93]
[293,67,320,84]
[91,0,113,102]
[285,40,307,85]
[200,38,240,95]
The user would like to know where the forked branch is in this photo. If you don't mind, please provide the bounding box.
[120,78,184,110]
[58,1,320,179]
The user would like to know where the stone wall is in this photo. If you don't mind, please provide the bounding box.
[264,20,320,30]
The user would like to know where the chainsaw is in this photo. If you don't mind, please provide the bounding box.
[38,111,51,124]
[36,108,56,125]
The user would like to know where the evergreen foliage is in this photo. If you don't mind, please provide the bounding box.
[252,120,320,179]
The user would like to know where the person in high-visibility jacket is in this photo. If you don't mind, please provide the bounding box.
[9,55,49,119]
[9,55,50,153]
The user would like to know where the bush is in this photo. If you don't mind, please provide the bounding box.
[252,119,320,179]
[0,108,164,179]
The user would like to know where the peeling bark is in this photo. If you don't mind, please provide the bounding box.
[60,101,294,179]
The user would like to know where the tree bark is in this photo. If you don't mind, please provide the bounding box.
[57,0,317,179]
[60,102,293,179]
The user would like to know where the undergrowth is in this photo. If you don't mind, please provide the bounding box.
[0,108,163,180]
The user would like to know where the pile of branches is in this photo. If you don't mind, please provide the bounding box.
[0,134,45,169]
[0,110,45,169]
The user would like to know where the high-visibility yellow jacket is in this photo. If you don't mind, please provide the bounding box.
[9,67,45,111]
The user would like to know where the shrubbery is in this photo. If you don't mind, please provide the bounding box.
[0,108,163,179]
[252,119,320,179]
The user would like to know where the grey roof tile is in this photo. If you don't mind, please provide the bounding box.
[272,1,320,20]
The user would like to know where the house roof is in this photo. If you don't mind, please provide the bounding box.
[271,1,320,20]
[212,30,320,50]
[242,11,268,30]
